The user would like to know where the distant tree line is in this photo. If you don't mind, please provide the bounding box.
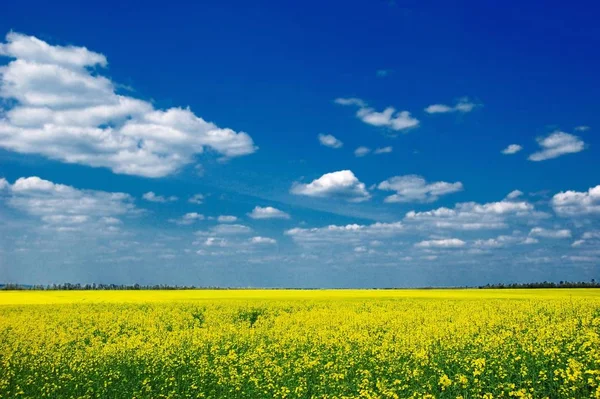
[0,283,225,291]
[478,280,599,289]
[0,280,598,290]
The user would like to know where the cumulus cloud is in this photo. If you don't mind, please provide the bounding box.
[502,144,522,155]
[3,176,136,232]
[551,185,600,216]
[424,98,478,114]
[415,238,466,248]
[169,212,204,225]
[0,32,257,178]
[142,191,178,203]
[248,206,290,220]
[188,194,204,204]
[528,227,572,239]
[374,146,393,154]
[335,97,419,131]
[290,170,370,202]
[377,175,463,203]
[354,146,371,157]
[404,198,540,230]
[528,131,585,161]
[250,236,277,245]
[318,134,343,149]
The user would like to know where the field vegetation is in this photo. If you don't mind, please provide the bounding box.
[1,289,600,398]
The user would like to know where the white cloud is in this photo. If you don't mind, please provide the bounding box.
[354,146,371,157]
[250,236,277,245]
[506,190,524,200]
[551,185,600,216]
[574,126,590,132]
[374,146,393,154]
[378,175,463,203]
[248,206,290,220]
[3,176,136,231]
[169,212,204,225]
[528,227,572,239]
[217,215,238,223]
[188,194,204,204]
[0,177,8,190]
[583,231,600,239]
[0,33,257,178]
[528,131,585,161]
[335,97,419,131]
[285,221,404,245]
[357,108,419,131]
[404,198,540,230]
[502,144,522,155]
[203,237,227,247]
[291,170,370,202]
[415,238,466,248]
[334,97,367,107]
[523,237,539,245]
[572,240,585,247]
[424,98,478,114]
[318,134,343,149]
[473,238,504,248]
[142,191,177,203]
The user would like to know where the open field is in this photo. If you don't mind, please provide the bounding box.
[1,289,600,398]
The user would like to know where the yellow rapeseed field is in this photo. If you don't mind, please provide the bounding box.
[1,289,600,398]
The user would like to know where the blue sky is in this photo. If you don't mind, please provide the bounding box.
[0,1,599,287]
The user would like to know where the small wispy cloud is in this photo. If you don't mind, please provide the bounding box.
[188,194,204,204]
[142,192,178,203]
[354,146,371,157]
[528,131,585,161]
[318,134,343,149]
[424,98,479,114]
[501,144,523,155]
[335,97,419,132]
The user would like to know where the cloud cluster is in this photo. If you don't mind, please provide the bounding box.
[415,238,466,248]
[2,176,136,232]
[377,175,463,203]
[551,185,600,216]
[290,170,370,202]
[0,33,257,178]
[404,199,539,230]
[335,97,419,131]
[528,131,585,161]
[285,222,404,246]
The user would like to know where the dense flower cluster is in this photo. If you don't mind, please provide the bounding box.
[1,289,599,398]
